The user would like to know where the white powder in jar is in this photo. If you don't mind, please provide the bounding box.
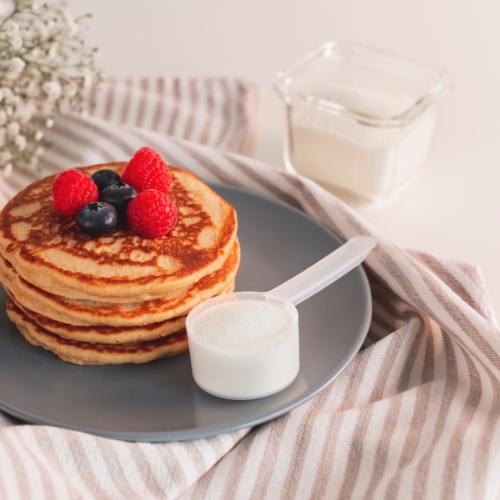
[289,86,438,200]
[190,299,294,347]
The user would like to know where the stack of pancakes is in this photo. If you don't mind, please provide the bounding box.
[0,163,239,365]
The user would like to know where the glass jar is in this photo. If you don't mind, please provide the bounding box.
[274,42,451,201]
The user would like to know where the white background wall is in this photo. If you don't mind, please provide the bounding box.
[68,0,500,319]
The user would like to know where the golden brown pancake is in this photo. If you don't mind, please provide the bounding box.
[0,240,239,327]
[9,295,186,344]
[0,163,237,302]
[8,279,235,345]
[6,298,189,365]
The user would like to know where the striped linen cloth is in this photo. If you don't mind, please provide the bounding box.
[0,77,260,207]
[0,79,499,500]
[83,77,260,157]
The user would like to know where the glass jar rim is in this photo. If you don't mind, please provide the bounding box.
[274,41,452,128]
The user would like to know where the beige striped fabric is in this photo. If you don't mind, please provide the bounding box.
[86,77,261,157]
[0,77,260,207]
[0,83,499,499]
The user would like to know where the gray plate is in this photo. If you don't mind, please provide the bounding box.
[0,185,371,442]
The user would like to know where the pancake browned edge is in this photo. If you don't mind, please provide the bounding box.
[0,240,240,327]
[6,298,189,365]
[9,294,186,344]
[8,279,235,345]
[0,163,238,302]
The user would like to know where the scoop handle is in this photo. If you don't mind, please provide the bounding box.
[268,235,376,306]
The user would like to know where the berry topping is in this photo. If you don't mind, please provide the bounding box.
[52,169,98,217]
[91,169,121,192]
[126,189,177,238]
[99,181,137,214]
[121,147,172,194]
[75,202,118,237]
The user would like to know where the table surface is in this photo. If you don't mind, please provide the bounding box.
[69,0,500,321]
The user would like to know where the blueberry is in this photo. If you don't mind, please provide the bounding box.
[99,181,137,214]
[75,202,118,237]
[91,169,121,192]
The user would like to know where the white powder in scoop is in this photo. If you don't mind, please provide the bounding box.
[191,300,294,347]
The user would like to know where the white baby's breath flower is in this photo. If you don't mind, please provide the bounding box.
[43,81,62,100]
[25,80,38,96]
[31,47,42,59]
[0,1,100,173]
[48,44,57,59]
[37,25,48,41]
[8,57,25,72]
[10,35,22,50]
[6,122,20,136]
[15,106,31,123]
[2,163,13,178]
[5,22,19,37]
[22,26,34,40]
[79,108,89,117]
[65,21,77,37]
[0,87,15,103]
[1,88,13,102]
[14,134,26,151]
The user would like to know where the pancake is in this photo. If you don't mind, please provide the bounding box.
[0,162,237,302]
[0,239,239,327]
[10,295,186,344]
[9,279,235,344]
[6,298,189,365]
[0,161,241,365]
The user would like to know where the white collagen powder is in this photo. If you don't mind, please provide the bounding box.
[289,87,438,201]
[190,300,294,346]
[187,296,300,399]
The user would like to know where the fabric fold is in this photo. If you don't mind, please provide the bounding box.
[0,77,498,500]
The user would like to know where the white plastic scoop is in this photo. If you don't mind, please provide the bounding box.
[186,235,376,400]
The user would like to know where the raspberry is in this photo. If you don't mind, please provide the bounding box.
[126,189,178,238]
[52,169,98,217]
[121,147,172,194]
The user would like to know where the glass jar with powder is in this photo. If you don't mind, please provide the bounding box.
[274,42,451,201]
